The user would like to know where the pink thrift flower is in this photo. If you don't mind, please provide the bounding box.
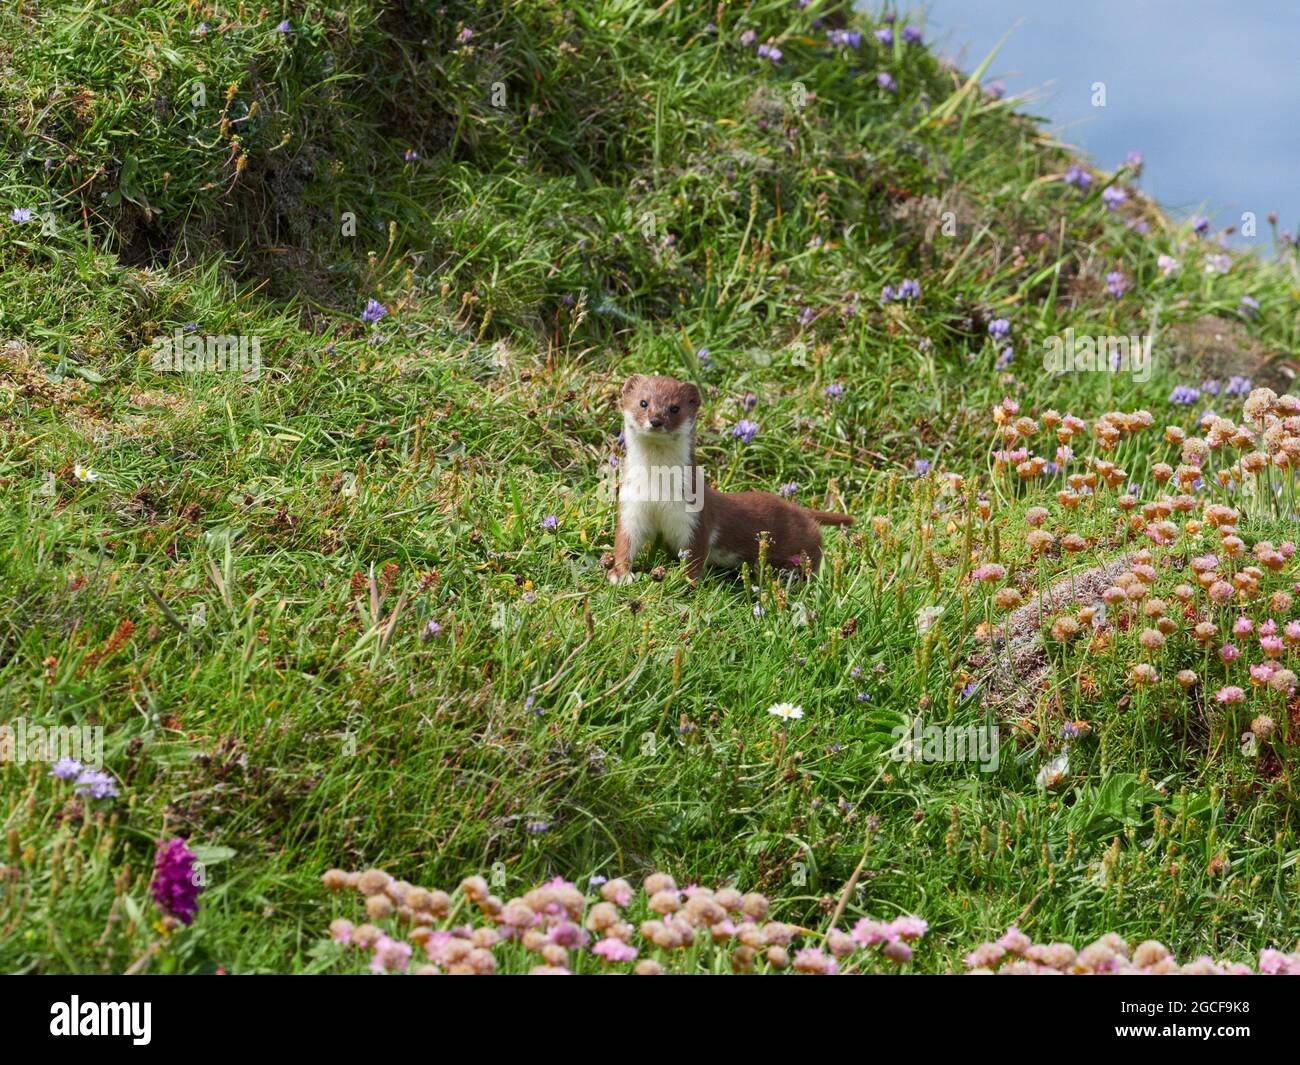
[1284,621,1300,644]
[1232,616,1253,636]
[1219,643,1241,663]
[851,918,896,946]
[881,939,913,964]
[1259,619,1278,637]
[1250,663,1276,685]
[1260,635,1284,658]
[592,936,638,962]
[997,926,1032,954]
[889,915,929,942]
[1259,949,1291,975]
[1216,686,1246,704]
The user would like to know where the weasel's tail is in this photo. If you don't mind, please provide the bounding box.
[806,508,855,527]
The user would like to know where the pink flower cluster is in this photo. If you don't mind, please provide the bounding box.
[963,927,1300,975]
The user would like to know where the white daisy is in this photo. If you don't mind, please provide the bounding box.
[1035,753,1069,789]
[73,464,99,482]
[766,702,804,721]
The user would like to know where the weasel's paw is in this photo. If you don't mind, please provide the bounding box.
[607,568,634,586]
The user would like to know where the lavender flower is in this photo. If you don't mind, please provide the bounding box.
[1225,375,1251,396]
[361,298,387,323]
[1101,186,1127,210]
[732,419,759,444]
[987,319,1010,338]
[50,757,83,780]
[1062,165,1092,191]
[150,838,204,925]
[10,207,33,223]
[873,28,893,46]
[902,26,923,45]
[541,514,559,531]
[275,20,291,34]
[1169,384,1200,406]
[74,769,118,799]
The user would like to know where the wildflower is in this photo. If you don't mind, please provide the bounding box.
[731,419,759,444]
[778,482,798,498]
[1063,165,1092,191]
[1101,186,1127,210]
[50,757,83,780]
[987,319,1010,338]
[1168,384,1199,405]
[1251,714,1277,740]
[1036,753,1069,789]
[876,72,896,92]
[766,702,804,721]
[1191,215,1210,235]
[1105,271,1130,298]
[890,915,928,942]
[793,947,838,974]
[421,620,443,640]
[1240,295,1260,317]
[1157,253,1179,277]
[9,207,33,223]
[902,26,923,45]
[1204,254,1231,275]
[913,458,930,476]
[404,148,419,162]
[540,514,559,531]
[361,298,388,323]
[150,838,204,925]
[275,19,291,33]
[1216,686,1245,704]
[592,937,637,962]
[873,28,893,46]
[823,382,844,399]
[73,464,98,482]
[1219,643,1241,663]
[74,769,118,799]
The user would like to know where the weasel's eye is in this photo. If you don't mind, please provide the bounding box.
[669,405,680,414]
[639,399,648,408]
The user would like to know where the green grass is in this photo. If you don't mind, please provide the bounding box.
[2,0,1299,974]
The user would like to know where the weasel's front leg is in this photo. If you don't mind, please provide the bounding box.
[608,516,638,584]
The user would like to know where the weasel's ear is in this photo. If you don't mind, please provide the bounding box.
[622,374,645,399]
[681,382,702,408]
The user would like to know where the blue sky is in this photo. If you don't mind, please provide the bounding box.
[899,1,1299,249]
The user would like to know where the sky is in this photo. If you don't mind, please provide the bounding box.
[904,0,1299,249]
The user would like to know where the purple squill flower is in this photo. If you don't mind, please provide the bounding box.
[1063,165,1092,191]
[1106,271,1130,298]
[732,419,759,444]
[150,838,204,925]
[987,318,1010,338]
[876,72,897,92]
[873,28,893,46]
[778,482,798,498]
[50,758,83,780]
[1101,186,1127,210]
[74,770,118,799]
[361,298,387,323]
[902,26,923,45]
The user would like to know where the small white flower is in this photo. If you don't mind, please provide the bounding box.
[766,702,804,721]
[73,464,99,482]
[1035,753,1069,789]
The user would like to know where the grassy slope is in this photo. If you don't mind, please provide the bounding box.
[1,0,1298,973]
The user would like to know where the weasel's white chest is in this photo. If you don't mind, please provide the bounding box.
[619,428,700,555]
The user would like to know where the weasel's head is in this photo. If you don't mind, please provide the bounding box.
[620,374,701,440]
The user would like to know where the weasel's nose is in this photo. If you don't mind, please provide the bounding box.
[649,416,664,428]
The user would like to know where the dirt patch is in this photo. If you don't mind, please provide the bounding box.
[970,554,1133,717]
[1164,314,1290,390]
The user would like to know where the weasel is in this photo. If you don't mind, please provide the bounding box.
[609,373,853,583]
